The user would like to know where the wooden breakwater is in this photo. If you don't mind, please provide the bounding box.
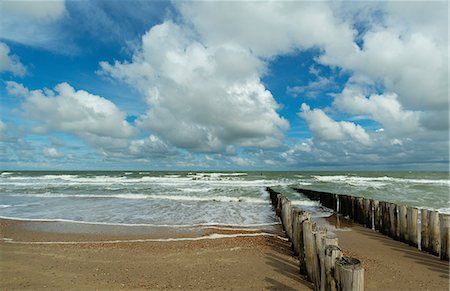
[267,187,364,291]
[293,187,450,261]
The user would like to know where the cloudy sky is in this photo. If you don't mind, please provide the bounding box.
[0,0,448,170]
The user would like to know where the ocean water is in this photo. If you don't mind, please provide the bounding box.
[0,171,448,227]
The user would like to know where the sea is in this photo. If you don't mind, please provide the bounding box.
[0,171,449,228]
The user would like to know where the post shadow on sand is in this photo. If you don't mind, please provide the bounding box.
[343,221,449,280]
[262,227,314,290]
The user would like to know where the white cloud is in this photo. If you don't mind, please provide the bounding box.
[175,1,356,59]
[43,147,63,158]
[324,2,448,112]
[128,135,174,157]
[229,156,254,167]
[333,84,421,135]
[1,0,66,22]
[0,42,27,76]
[101,21,288,152]
[299,103,371,146]
[6,82,137,147]
[0,0,70,52]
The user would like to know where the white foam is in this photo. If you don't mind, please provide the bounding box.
[1,232,288,245]
[312,175,450,187]
[0,216,280,228]
[7,192,269,204]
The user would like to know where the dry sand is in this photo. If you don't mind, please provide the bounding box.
[323,215,449,291]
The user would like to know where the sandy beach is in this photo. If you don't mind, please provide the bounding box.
[2,217,449,290]
[0,219,313,290]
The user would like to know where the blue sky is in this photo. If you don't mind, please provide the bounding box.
[0,1,448,170]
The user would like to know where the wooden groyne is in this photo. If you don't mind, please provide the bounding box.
[293,187,450,261]
[267,187,364,291]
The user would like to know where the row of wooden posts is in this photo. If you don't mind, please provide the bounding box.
[266,187,364,291]
[293,188,450,261]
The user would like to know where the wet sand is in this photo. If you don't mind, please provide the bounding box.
[0,219,313,290]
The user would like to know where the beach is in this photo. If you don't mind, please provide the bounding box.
[1,218,313,290]
[2,216,449,290]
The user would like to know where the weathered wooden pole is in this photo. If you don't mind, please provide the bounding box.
[298,213,311,275]
[388,203,398,240]
[364,199,372,229]
[339,195,347,216]
[379,201,388,235]
[398,205,408,243]
[336,257,364,291]
[276,194,282,217]
[291,208,302,256]
[421,209,430,252]
[333,194,339,212]
[303,220,319,283]
[321,234,339,291]
[349,196,356,220]
[315,227,327,291]
[356,197,364,225]
[281,197,293,240]
[439,213,449,260]
[373,200,380,231]
[429,210,440,256]
[325,245,342,291]
[407,206,419,247]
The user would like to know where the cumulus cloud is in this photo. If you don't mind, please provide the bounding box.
[128,135,174,158]
[0,0,70,52]
[333,84,421,135]
[325,2,448,113]
[175,1,356,59]
[0,42,27,76]
[299,103,371,146]
[100,21,288,152]
[43,147,63,158]
[6,82,137,147]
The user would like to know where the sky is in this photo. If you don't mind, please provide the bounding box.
[0,0,448,171]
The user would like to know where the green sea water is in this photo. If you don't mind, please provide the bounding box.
[0,171,448,226]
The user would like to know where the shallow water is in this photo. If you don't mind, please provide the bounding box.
[0,171,448,226]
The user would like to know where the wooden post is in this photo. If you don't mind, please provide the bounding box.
[281,197,293,240]
[388,203,398,240]
[407,206,418,247]
[349,196,356,220]
[373,200,380,231]
[325,245,342,291]
[315,227,327,291]
[398,205,408,243]
[291,208,302,256]
[380,201,388,235]
[276,194,282,217]
[339,195,346,216]
[303,220,319,283]
[333,194,338,212]
[421,209,430,252]
[364,199,372,229]
[356,197,364,225]
[439,213,449,260]
[336,257,364,291]
[298,212,311,275]
[429,210,440,256]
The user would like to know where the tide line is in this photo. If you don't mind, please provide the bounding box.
[0,232,288,245]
